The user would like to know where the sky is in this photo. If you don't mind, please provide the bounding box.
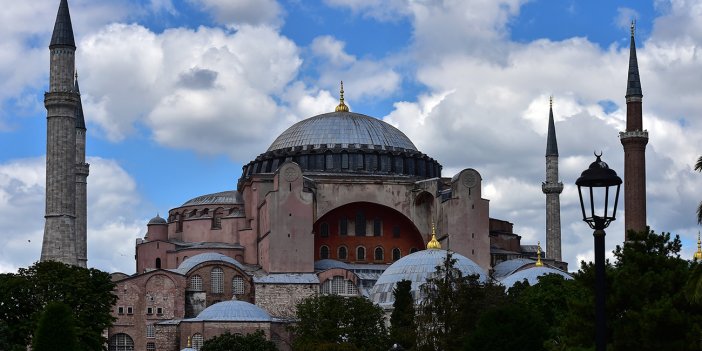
[1,0,701,274]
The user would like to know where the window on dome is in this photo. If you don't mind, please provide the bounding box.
[175,213,183,233]
[320,222,329,237]
[338,246,348,260]
[393,225,401,238]
[108,333,134,351]
[374,247,384,261]
[192,333,204,350]
[373,218,382,236]
[320,245,330,260]
[325,153,334,169]
[233,276,245,295]
[211,267,224,293]
[339,218,348,236]
[212,207,223,229]
[189,275,203,291]
[341,152,349,169]
[356,154,364,170]
[155,258,161,269]
[392,248,401,261]
[356,246,366,261]
[355,211,366,236]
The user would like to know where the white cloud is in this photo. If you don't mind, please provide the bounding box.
[188,0,284,27]
[0,156,145,274]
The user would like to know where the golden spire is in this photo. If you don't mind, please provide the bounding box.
[426,222,441,250]
[535,241,544,266]
[335,80,349,112]
[694,232,702,261]
[187,336,192,348]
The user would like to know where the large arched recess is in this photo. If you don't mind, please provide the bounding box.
[314,202,425,264]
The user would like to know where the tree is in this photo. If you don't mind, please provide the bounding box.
[201,330,277,351]
[291,294,389,351]
[555,229,702,350]
[0,261,116,351]
[463,302,548,351]
[415,251,506,351]
[389,280,416,350]
[32,302,78,351]
[696,155,702,224]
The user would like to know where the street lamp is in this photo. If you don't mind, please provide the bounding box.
[575,153,622,351]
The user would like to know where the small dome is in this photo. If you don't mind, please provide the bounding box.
[148,214,167,225]
[188,301,271,322]
[181,191,243,207]
[314,259,351,271]
[492,258,536,279]
[498,266,572,288]
[267,112,417,152]
[369,249,488,307]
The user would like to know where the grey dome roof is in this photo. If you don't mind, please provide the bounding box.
[492,258,536,279]
[499,266,572,288]
[148,214,167,225]
[181,191,243,206]
[267,112,417,152]
[314,259,351,271]
[369,249,488,307]
[187,301,271,322]
[175,253,245,274]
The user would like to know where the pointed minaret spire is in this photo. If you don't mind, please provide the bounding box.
[620,19,648,239]
[543,96,563,262]
[50,0,76,48]
[74,72,86,130]
[626,20,642,99]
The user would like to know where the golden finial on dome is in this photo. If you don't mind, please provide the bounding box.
[535,241,544,266]
[427,222,441,250]
[694,232,702,261]
[187,336,192,348]
[335,80,350,112]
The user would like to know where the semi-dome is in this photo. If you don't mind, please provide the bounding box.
[498,266,572,288]
[175,252,245,274]
[267,112,417,152]
[369,249,488,307]
[181,191,243,206]
[187,301,271,322]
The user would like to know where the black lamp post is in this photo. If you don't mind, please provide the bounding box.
[575,153,622,351]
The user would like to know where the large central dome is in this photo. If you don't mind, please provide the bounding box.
[267,112,417,152]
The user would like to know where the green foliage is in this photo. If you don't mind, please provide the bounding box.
[291,294,389,351]
[463,302,548,351]
[201,330,277,351]
[555,229,702,350]
[415,251,506,351]
[0,261,117,351]
[389,280,416,350]
[32,302,78,351]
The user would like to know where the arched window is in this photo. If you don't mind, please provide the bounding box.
[320,245,330,259]
[212,207,224,229]
[108,333,134,351]
[356,246,366,261]
[410,247,419,254]
[392,248,401,261]
[373,218,382,236]
[346,280,358,295]
[325,152,334,169]
[189,275,202,291]
[339,218,348,236]
[338,246,348,260]
[355,211,366,236]
[155,258,161,269]
[211,267,223,293]
[232,276,245,295]
[320,222,329,237]
[192,333,204,350]
[374,247,384,261]
[146,324,155,338]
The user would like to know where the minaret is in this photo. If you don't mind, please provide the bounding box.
[619,21,648,240]
[75,73,89,268]
[542,97,563,261]
[41,0,80,266]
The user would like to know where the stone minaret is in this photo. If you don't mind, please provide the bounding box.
[41,0,82,266]
[75,75,89,268]
[619,22,648,240]
[542,97,563,261]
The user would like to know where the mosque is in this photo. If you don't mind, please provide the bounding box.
[34,1,634,351]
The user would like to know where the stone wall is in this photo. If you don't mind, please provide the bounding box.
[254,283,317,319]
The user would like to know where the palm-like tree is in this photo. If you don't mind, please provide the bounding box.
[697,156,702,223]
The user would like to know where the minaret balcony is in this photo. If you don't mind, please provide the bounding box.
[542,182,564,194]
[619,130,648,140]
